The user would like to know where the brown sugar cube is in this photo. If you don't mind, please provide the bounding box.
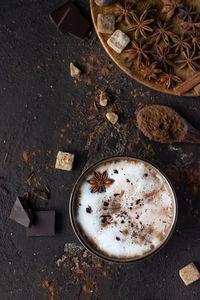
[179,262,200,286]
[107,29,130,54]
[70,63,81,78]
[97,14,115,34]
[55,151,74,171]
[106,112,118,125]
[100,91,109,106]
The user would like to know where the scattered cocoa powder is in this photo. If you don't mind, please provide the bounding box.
[137,105,185,143]
[23,151,30,162]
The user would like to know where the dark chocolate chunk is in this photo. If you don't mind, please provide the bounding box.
[58,3,90,38]
[9,197,33,228]
[49,3,70,26]
[50,2,90,39]
[26,211,55,237]
[86,205,92,213]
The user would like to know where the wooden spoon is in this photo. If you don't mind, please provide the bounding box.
[180,117,200,144]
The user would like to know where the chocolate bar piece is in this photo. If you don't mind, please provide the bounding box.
[26,211,55,237]
[49,2,90,39]
[9,197,33,228]
[49,3,69,26]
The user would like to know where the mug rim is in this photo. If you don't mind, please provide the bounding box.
[69,155,178,264]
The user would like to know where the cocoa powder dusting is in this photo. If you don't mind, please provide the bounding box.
[137,105,185,143]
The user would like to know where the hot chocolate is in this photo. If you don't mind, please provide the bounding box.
[73,157,176,260]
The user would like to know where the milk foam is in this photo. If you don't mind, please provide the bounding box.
[75,159,175,259]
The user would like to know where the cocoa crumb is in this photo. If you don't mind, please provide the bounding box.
[23,151,30,163]
[114,169,118,174]
[126,179,130,182]
[104,201,109,206]
[86,205,92,213]
[116,237,120,241]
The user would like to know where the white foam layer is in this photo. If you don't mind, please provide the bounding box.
[76,159,175,259]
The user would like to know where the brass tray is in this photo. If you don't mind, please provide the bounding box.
[90,0,200,96]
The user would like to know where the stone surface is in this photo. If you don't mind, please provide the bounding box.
[97,14,115,34]
[1,0,200,299]
[107,29,130,54]
[179,262,200,286]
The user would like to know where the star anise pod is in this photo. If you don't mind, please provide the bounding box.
[114,1,135,24]
[127,10,154,39]
[191,33,200,51]
[152,20,173,45]
[138,4,156,16]
[171,34,191,54]
[153,46,177,72]
[159,72,182,89]
[176,49,200,72]
[161,0,184,20]
[124,40,151,66]
[181,16,200,33]
[178,6,198,22]
[140,61,162,81]
[87,171,114,193]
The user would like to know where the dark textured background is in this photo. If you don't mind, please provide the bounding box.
[1,1,200,299]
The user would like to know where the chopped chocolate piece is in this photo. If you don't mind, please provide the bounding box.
[97,14,115,34]
[9,197,33,228]
[114,169,118,174]
[32,190,49,201]
[136,199,141,205]
[116,236,120,241]
[106,112,118,124]
[55,151,74,171]
[57,2,90,39]
[114,193,120,197]
[0,184,8,195]
[179,262,200,286]
[104,201,109,206]
[107,30,130,54]
[49,3,70,26]
[126,179,130,182]
[95,0,117,6]
[70,63,81,78]
[26,211,55,237]
[99,91,109,106]
[86,206,92,213]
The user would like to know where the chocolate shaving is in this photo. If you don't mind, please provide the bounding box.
[86,205,92,213]
[0,184,9,195]
[32,190,49,201]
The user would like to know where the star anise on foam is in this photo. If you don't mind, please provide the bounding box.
[153,46,177,72]
[171,34,191,54]
[178,6,198,23]
[114,1,136,24]
[124,40,152,66]
[140,61,162,81]
[127,10,154,39]
[176,49,200,72]
[87,171,114,193]
[161,0,184,20]
[181,16,200,33]
[152,20,173,45]
[191,33,200,51]
[159,72,182,89]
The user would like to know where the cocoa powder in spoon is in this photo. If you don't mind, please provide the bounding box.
[137,105,185,143]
